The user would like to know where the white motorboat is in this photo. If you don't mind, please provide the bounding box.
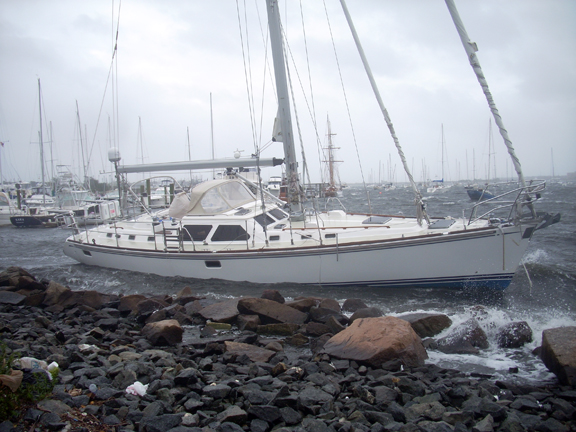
[63,0,559,289]
[266,176,282,195]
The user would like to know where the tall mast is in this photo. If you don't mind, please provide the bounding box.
[266,0,301,212]
[445,0,525,189]
[210,93,215,180]
[38,79,46,205]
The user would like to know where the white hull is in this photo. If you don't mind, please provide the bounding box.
[64,223,532,289]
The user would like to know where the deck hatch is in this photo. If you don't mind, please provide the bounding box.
[362,216,392,225]
[428,219,456,229]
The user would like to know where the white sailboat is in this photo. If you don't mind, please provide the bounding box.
[63,0,559,289]
[427,124,447,194]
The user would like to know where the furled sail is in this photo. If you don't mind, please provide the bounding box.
[445,0,526,189]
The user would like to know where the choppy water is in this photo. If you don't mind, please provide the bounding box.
[1,181,575,384]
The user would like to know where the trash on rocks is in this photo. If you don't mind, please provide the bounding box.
[126,381,148,396]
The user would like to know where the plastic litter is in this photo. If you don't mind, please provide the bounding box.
[126,381,148,396]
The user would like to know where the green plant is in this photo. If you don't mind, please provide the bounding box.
[0,342,58,421]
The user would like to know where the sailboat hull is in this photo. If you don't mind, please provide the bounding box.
[64,224,531,290]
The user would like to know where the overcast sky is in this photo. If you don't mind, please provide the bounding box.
[1,0,575,187]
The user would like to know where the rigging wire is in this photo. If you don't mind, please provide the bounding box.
[322,0,371,212]
[281,28,323,193]
[298,0,320,189]
[86,0,122,178]
[235,0,259,155]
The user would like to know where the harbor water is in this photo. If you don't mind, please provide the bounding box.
[1,181,575,385]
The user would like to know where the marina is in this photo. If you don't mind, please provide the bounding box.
[1,181,574,383]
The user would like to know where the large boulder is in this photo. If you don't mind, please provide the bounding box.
[141,319,183,346]
[397,313,452,338]
[322,316,428,368]
[496,321,533,348]
[540,326,576,386]
[199,298,240,323]
[237,298,307,324]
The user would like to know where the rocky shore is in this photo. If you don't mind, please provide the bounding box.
[0,266,575,432]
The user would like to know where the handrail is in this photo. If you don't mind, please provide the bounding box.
[467,180,546,225]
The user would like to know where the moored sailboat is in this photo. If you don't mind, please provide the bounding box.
[63,0,559,289]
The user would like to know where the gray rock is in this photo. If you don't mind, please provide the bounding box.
[202,383,231,399]
[238,297,307,324]
[139,414,182,432]
[496,321,533,348]
[540,326,576,386]
[342,298,368,312]
[397,312,452,338]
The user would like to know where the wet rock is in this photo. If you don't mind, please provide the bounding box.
[397,312,452,338]
[285,297,318,312]
[238,297,308,324]
[322,316,428,368]
[349,306,383,323]
[224,341,275,362]
[216,405,248,424]
[141,319,183,346]
[342,298,369,312]
[496,321,533,348]
[436,318,488,354]
[540,326,576,386]
[41,281,71,306]
[237,314,260,331]
[199,298,240,323]
[118,294,148,314]
[257,323,300,336]
[0,291,26,305]
[308,306,346,324]
[319,298,340,312]
[261,289,285,304]
[305,321,332,336]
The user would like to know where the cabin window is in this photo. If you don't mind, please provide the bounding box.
[201,189,229,213]
[182,225,213,241]
[211,225,250,242]
[269,208,288,220]
[274,223,286,229]
[205,260,221,268]
[106,233,113,238]
[325,233,336,239]
[218,181,254,208]
[269,235,280,241]
[128,235,136,240]
[254,213,275,228]
[147,236,155,241]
